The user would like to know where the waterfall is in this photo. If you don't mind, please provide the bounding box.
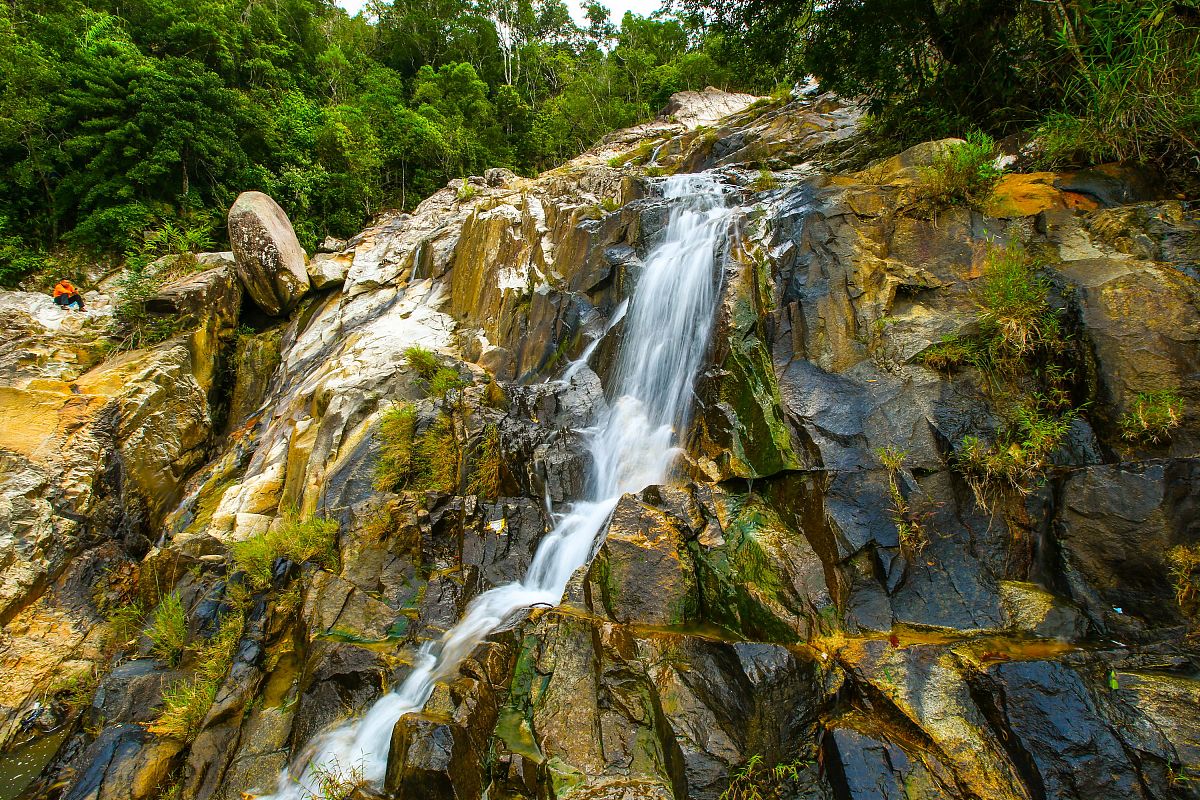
[259,173,732,798]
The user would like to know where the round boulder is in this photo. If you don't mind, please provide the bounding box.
[227,191,310,316]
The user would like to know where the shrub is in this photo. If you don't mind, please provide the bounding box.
[403,345,440,381]
[1168,544,1200,617]
[232,515,340,590]
[148,596,245,741]
[955,406,1075,508]
[974,243,1053,358]
[719,753,807,800]
[105,599,147,649]
[916,132,1002,209]
[147,592,188,666]
[751,168,778,192]
[375,404,418,491]
[428,367,467,399]
[456,178,476,201]
[1120,391,1184,445]
[469,424,503,500]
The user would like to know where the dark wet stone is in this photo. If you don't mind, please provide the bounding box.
[385,713,481,800]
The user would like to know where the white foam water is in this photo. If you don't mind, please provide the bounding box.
[258,173,732,798]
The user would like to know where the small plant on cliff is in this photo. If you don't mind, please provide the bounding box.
[456,177,476,201]
[955,405,1075,508]
[751,168,779,192]
[916,132,1002,210]
[428,366,467,399]
[469,423,503,499]
[1120,390,1185,445]
[877,446,928,554]
[375,404,418,490]
[974,243,1055,359]
[304,758,366,800]
[919,335,985,374]
[418,413,462,493]
[147,591,188,666]
[232,515,340,590]
[149,600,245,740]
[104,598,147,649]
[403,345,440,381]
[1167,544,1200,618]
[719,753,809,800]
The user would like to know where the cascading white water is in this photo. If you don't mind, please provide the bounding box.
[259,173,732,798]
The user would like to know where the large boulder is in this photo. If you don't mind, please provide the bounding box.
[227,191,310,316]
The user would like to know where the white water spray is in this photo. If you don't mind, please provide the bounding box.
[259,173,732,798]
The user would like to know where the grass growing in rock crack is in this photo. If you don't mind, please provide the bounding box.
[147,591,188,666]
[148,596,246,741]
[974,243,1056,358]
[1120,390,1185,445]
[1168,544,1200,618]
[751,168,778,192]
[375,404,418,490]
[955,405,1076,509]
[232,515,340,590]
[402,345,440,381]
[103,598,147,649]
[469,423,503,500]
[303,758,366,800]
[877,446,928,554]
[915,132,1002,210]
[719,753,810,800]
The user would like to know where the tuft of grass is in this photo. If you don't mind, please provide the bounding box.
[916,131,1002,210]
[147,592,188,666]
[403,345,440,382]
[428,367,467,399]
[469,424,503,500]
[954,406,1075,509]
[719,753,809,800]
[1168,544,1200,618]
[876,447,928,554]
[148,598,246,741]
[919,335,985,373]
[375,404,418,491]
[1120,390,1184,445]
[751,168,779,192]
[231,515,340,590]
[306,758,366,800]
[418,414,461,494]
[105,599,147,649]
[599,197,621,213]
[482,380,508,410]
[974,243,1053,358]
[456,177,476,202]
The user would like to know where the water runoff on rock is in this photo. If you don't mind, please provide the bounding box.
[260,173,734,798]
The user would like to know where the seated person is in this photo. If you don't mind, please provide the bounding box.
[52,278,87,311]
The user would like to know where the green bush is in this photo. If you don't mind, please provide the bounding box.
[403,346,441,382]
[428,367,467,399]
[231,515,340,590]
[751,168,778,192]
[418,414,461,494]
[147,592,188,666]
[955,406,1075,508]
[456,177,477,202]
[916,132,1002,209]
[105,599,147,649]
[1168,543,1200,618]
[1034,1,1200,170]
[718,753,807,800]
[919,335,985,373]
[1120,390,1185,445]
[974,243,1054,358]
[375,404,418,491]
[469,424,503,500]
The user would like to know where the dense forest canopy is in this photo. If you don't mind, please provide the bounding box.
[2,0,1197,287]
[0,0,749,283]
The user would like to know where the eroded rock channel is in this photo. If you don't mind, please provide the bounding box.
[2,88,1197,800]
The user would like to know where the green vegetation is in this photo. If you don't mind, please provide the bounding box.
[955,406,1076,509]
[1167,544,1200,618]
[876,446,927,554]
[147,591,188,666]
[915,132,1001,210]
[456,178,477,202]
[403,346,441,382]
[751,168,778,192]
[149,598,246,740]
[0,1,742,286]
[375,404,419,491]
[231,515,340,590]
[305,759,365,800]
[104,598,147,649]
[1120,390,1185,445]
[718,753,808,800]
[469,423,503,500]
[974,243,1055,358]
[919,335,984,374]
[429,367,468,399]
[686,1,1199,184]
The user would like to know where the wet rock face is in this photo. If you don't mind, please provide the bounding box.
[227,191,310,315]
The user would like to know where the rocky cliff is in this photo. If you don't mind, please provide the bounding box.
[1,87,1198,800]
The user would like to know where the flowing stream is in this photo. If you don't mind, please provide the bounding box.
[261,173,732,798]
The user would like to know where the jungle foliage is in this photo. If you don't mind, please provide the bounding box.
[679,0,1200,175]
[0,0,740,285]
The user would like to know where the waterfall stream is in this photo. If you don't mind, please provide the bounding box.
[260,173,733,798]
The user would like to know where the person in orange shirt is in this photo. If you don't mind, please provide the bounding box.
[52,278,87,312]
